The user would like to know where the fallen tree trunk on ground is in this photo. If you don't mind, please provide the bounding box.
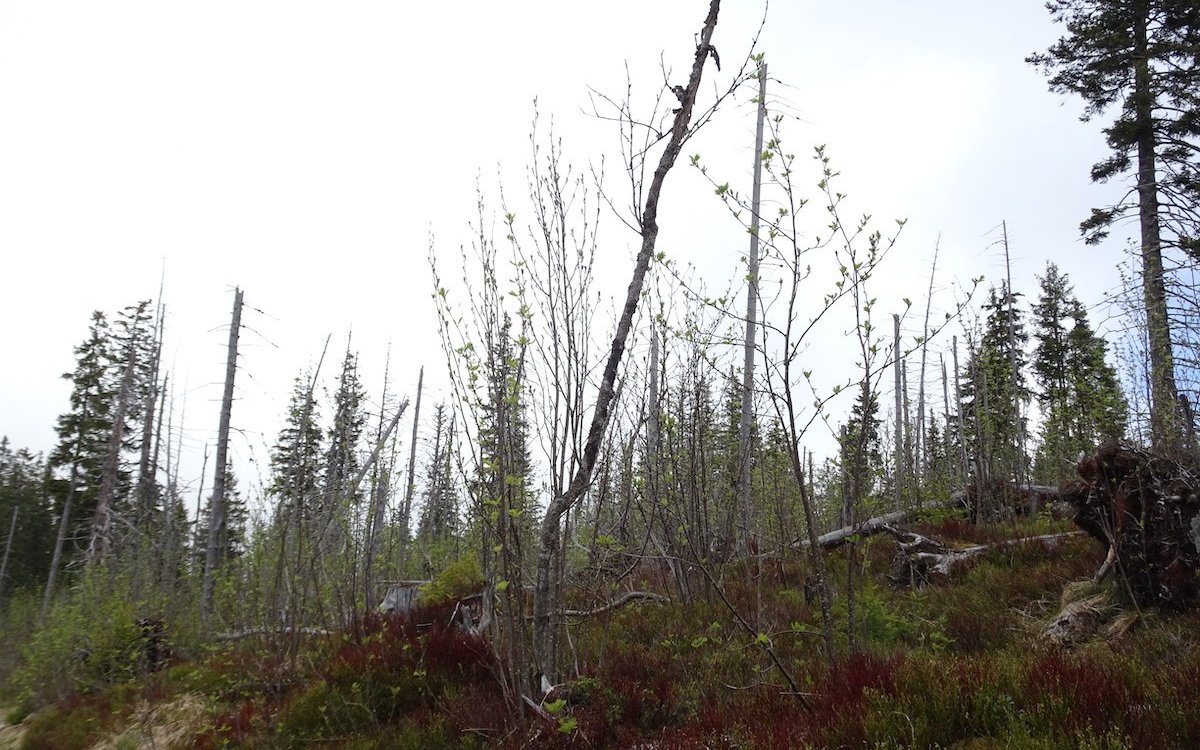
[215,627,333,641]
[791,484,1064,553]
[885,527,1085,588]
[560,591,669,619]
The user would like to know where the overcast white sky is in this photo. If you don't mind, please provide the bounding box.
[0,1,1131,504]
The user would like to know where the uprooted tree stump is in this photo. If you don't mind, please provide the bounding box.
[1060,443,1200,609]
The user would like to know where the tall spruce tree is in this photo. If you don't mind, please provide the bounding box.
[838,387,883,527]
[0,439,54,595]
[48,312,116,566]
[418,403,460,555]
[1066,301,1128,444]
[1032,264,1127,482]
[324,348,368,514]
[961,285,1030,510]
[269,371,324,528]
[1029,0,1200,444]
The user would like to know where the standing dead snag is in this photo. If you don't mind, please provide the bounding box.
[530,0,724,686]
[201,288,243,622]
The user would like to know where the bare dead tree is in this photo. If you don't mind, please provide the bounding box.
[201,287,243,622]
[915,240,940,495]
[87,335,140,567]
[42,405,86,621]
[402,366,424,548]
[893,314,904,511]
[737,60,767,556]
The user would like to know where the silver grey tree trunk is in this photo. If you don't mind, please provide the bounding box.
[88,349,138,566]
[363,394,410,612]
[402,366,423,542]
[893,314,903,507]
[42,409,85,621]
[201,287,243,621]
[916,242,938,492]
[737,60,767,555]
[952,336,969,484]
[1002,223,1029,505]
[137,310,164,532]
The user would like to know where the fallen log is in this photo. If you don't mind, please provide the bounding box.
[214,627,333,641]
[560,591,669,619]
[790,484,1063,553]
[885,528,1085,588]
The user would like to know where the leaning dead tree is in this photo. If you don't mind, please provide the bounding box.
[87,331,142,566]
[530,0,727,685]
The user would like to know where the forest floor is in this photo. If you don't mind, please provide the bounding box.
[5,511,1200,749]
[0,708,26,750]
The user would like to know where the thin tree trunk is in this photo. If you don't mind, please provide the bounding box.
[0,506,18,605]
[952,336,969,485]
[137,311,164,530]
[201,288,243,621]
[893,314,904,507]
[738,59,767,555]
[916,240,939,492]
[790,437,835,659]
[402,366,424,544]
[646,324,666,585]
[192,444,208,571]
[149,373,167,526]
[902,365,912,508]
[807,450,815,512]
[132,331,164,593]
[361,398,411,611]
[941,354,951,483]
[43,409,86,621]
[976,347,994,518]
[1002,222,1029,505]
[364,355,392,612]
[531,0,723,684]
[88,350,138,566]
[160,376,178,586]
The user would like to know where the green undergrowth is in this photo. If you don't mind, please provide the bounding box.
[8,515,1200,749]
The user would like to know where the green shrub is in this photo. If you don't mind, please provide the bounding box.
[14,588,146,707]
[841,582,937,650]
[860,654,1023,747]
[419,555,483,606]
[4,703,30,725]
